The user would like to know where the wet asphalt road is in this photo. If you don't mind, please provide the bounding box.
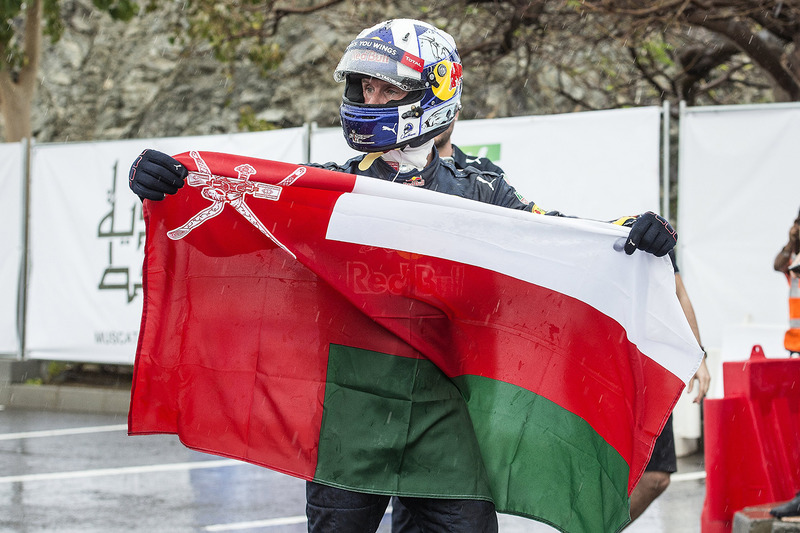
[0,408,706,532]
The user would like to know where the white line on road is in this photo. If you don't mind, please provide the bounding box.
[0,459,240,484]
[0,421,708,529]
[203,515,307,531]
[203,507,394,531]
[201,472,709,531]
[671,470,707,482]
[0,424,128,441]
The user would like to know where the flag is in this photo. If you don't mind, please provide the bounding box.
[128,151,703,533]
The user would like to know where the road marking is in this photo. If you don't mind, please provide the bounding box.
[204,516,307,531]
[202,473,709,531]
[0,421,709,527]
[672,470,706,482]
[0,424,128,441]
[0,459,239,484]
[203,507,394,531]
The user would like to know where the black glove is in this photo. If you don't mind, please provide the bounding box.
[624,211,677,257]
[129,149,188,201]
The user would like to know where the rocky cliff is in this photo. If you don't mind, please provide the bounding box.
[11,0,775,144]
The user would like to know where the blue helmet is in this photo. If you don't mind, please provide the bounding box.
[334,19,463,153]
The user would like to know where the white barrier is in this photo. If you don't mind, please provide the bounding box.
[0,142,23,356]
[10,102,797,454]
[450,107,663,220]
[311,107,663,220]
[25,130,305,364]
[677,102,800,397]
[8,106,664,365]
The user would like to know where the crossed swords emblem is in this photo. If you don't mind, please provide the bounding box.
[167,151,306,259]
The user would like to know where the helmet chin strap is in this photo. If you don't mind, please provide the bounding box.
[381,139,434,172]
[357,152,384,172]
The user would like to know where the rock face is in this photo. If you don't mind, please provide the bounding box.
[20,1,567,144]
[27,0,346,143]
[5,0,776,144]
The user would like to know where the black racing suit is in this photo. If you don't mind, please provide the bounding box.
[313,147,544,214]
[304,148,541,533]
[449,144,507,177]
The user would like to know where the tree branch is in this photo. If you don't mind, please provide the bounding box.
[19,0,43,89]
[686,9,800,98]
[628,46,669,95]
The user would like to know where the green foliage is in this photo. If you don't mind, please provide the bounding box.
[641,36,674,68]
[91,0,139,21]
[1,0,139,73]
[237,105,278,131]
[0,0,23,22]
[182,0,285,74]
[248,42,284,76]
[1,0,26,71]
[46,361,69,382]
[43,0,64,41]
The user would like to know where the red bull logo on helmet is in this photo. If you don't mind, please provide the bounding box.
[432,60,462,101]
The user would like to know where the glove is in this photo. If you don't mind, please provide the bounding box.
[624,211,677,257]
[129,149,188,201]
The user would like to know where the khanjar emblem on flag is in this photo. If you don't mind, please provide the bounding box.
[167,151,305,258]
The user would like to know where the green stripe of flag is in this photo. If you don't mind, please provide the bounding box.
[315,344,492,498]
[315,345,630,532]
[453,375,631,532]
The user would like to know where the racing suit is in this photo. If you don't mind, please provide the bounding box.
[384,146,516,533]
[314,147,543,214]
[448,144,507,177]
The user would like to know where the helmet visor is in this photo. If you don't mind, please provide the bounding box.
[334,39,427,92]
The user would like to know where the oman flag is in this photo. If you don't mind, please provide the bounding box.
[128,151,703,533]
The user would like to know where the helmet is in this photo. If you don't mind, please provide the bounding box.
[334,19,463,153]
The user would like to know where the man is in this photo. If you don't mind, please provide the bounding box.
[129,19,678,533]
[774,210,800,356]
[768,211,800,519]
[434,108,507,177]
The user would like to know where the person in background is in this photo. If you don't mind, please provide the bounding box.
[434,108,507,177]
[768,211,800,519]
[770,493,800,519]
[773,210,800,356]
